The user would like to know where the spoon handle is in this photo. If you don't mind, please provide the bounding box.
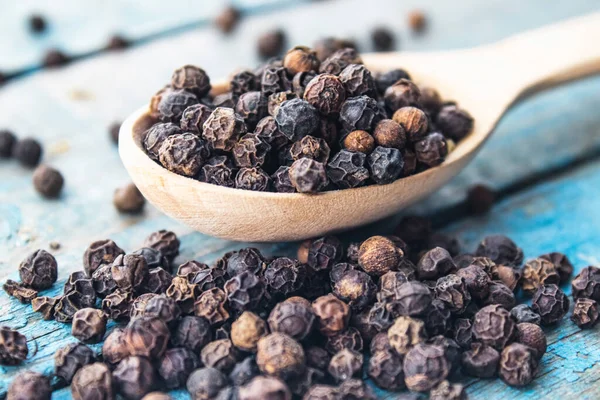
[491,12,600,97]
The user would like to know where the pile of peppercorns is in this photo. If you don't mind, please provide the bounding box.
[3,217,598,399]
[142,45,473,193]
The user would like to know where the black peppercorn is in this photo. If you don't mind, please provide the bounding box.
[435,274,471,313]
[429,380,466,400]
[71,362,114,400]
[255,116,289,149]
[229,356,260,386]
[172,65,211,98]
[102,288,133,321]
[130,293,157,319]
[367,349,405,391]
[144,230,180,261]
[515,322,546,360]
[284,46,320,75]
[386,281,432,318]
[13,137,42,167]
[0,130,16,157]
[72,308,107,343]
[257,30,286,59]
[186,367,228,400]
[290,135,331,163]
[235,167,272,191]
[194,288,230,326]
[181,104,213,134]
[125,317,170,360]
[421,299,451,336]
[414,132,447,167]
[215,6,240,33]
[172,316,212,353]
[236,92,269,130]
[268,297,315,340]
[472,304,515,350]
[262,66,292,96]
[269,91,298,116]
[159,347,200,389]
[166,276,197,314]
[224,270,265,311]
[144,123,182,161]
[337,379,376,400]
[339,64,376,98]
[256,332,305,379]
[571,298,599,329]
[540,252,573,284]
[332,269,376,310]
[203,107,248,151]
[90,264,117,298]
[158,89,199,123]
[510,304,541,325]
[461,342,499,378]
[199,155,237,187]
[7,370,51,400]
[498,343,538,387]
[484,281,516,310]
[54,343,96,384]
[264,257,306,297]
[456,264,491,300]
[113,356,156,399]
[18,249,57,291]
[326,348,362,383]
[403,343,449,392]
[313,37,354,61]
[531,284,569,325]
[371,27,395,52]
[189,266,226,293]
[275,99,319,141]
[367,146,404,184]
[239,376,291,400]
[159,133,210,177]
[114,183,146,213]
[83,239,125,277]
[0,326,28,365]
[327,150,370,189]
[387,316,426,355]
[102,327,130,366]
[233,133,271,168]
[417,247,454,280]
[272,166,296,192]
[289,158,328,193]
[303,74,346,115]
[31,295,58,319]
[339,95,380,133]
[384,79,420,112]
[572,266,600,300]
[145,267,173,294]
[436,105,474,141]
[375,69,411,95]
[475,235,524,267]
[143,294,181,326]
[325,327,363,354]
[452,318,473,349]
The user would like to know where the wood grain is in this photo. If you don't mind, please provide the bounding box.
[1,0,600,397]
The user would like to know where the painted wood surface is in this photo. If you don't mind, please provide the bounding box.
[1,0,600,398]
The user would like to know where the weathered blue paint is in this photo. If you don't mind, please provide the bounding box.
[1,0,600,398]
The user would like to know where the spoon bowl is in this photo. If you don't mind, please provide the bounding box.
[120,13,600,242]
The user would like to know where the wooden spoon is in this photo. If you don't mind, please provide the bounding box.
[120,13,600,242]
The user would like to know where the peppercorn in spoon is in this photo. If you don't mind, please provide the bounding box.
[120,13,600,242]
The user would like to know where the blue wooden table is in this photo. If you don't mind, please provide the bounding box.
[1,0,600,398]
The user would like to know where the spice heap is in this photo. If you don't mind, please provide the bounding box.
[142,46,473,193]
[3,219,593,399]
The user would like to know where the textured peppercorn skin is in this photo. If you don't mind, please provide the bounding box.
[232,133,271,168]
[472,304,516,350]
[256,333,305,379]
[339,95,380,133]
[325,327,363,354]
[319,48,363,75]
[475,235,524,267]
[332,270,376,310]
[435,274,471,313]
[289,135,330,163]
[571,266,600,301]
[231,70,260,96]
[231,312,268,352]
[254,116,289,150]
[31,296,58,319]
[327,150,369,189]
[203,107,248,152]
[571,298,600,329]
[143,123,182,161]
[312,294,350,336]
[327,348,363,382]
[194,288,230,326]
[224,271,265,311]
[384,79,421,112]
[83,239,125,277]
[268,298,315,341]
[102,289,133,322]
[339,64,376,98]
[235,167,272,191]
[392,106,429,142]
[436,105,474,141]
[111,254,149,292]
[171,65,211,98]
[239,376,292,400]
[157,89,199,123]
[271,166,296,193]
[54,343,96,385]
[72,308,107,344]
[456,265,491,300]
[367,146,404,184]
[144,230,180,261]
[499,343,538,387]
[180,104,213,135]
[403,343,449,392]
[113,356,156,399]
[158,133,210,177]
[235,91,268,130]
[373,119,406,150]
[368,349,405,391]
[388,316,426,355]
[158,347,200,389]
[289,158,328,193]
[461,342,499,378]
[414,132,448,167]
[521,258,560,295]
[261,66,292,96]
[125,317,170,360]
[71,362,115,400]
[0,327,28,365]
[531,284,569,325]
[18,249,57,290]
[284,46,320,75]
[303,74,346,115]
[275,99,319,141]
[199,155,237,187]
[7,370,52,400]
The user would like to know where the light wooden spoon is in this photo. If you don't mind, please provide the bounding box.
[120,12,600,242]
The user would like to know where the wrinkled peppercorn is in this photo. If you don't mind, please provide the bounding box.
[236,92,268,130]
[102,289,133,321]
[172,316,212,353]
[472,304,515,350]
[532,284,569,325]
[312,294,350,336]
[144,230,180,261]
[7,370,51,400]
[181,104,213,134]
[319,48,363,75]
[343,130,375,154]
[332,269,376,310]
[303,74,346,115]
[159,347,200,389]
[224,271,265,311]
[271,166,295,192]
[435,274,471,313]
[83,239,125,277]
[414,132,447,167]
[540,252,573,283]
[289,158,328,193]
[325,327,363,354]
[199,156,237,187]
[403,343,449,392]
[158,89,199,123]
[476,235,524,267]
[91,264,118,297]
[171,65,211,98]
[113,356,156,399]
[510,304,541,325]
[388,316,426,355]
[521,258,559,295]
[164,276,196,314]
[233,133,271,168]
[339,64,376,98]
[572,266,600,301]
[145,267,173,294]
[417,247,454,280]
[186,367,228,400]
[130,293,157,319]
[284,46,319,75]
[159,133,210,177]
[0,326,28,365]
[313,37,355,61]
[386,281,432,317]
[203,107,248,151]
[255,116,289,149]
[339,95,380,133]
[515,322,546,360]
[262,66,292,96]
[327,348,363,383]
[452,318,473,349]
[3,280,38,303]
[144,123,182,161]
[189,266,226,293]
[269,91,297,117]
[18,249,57,290]
[327,150,370,189]
[114,183,145,213]
[306,236,343,273]
[257,333,305,378]
[456,265,491,300]
[337,379,376,400]
[499,343,538,387]
[54,343,96,384]
[31,295,58,319]
[290,135,330,163]
[111,253,148,292]
[71,362,114,400]
[143,295,181,326]
[275,99,319,141]
[231,311,268,352]
[384,79,420,112]
[373,119,406,150]
[125,317,170,360]
[229,357,260,386]
[33,165,64,198]
[264,257,306,297]
[72,308,107,343]
[461,342,499,378]
[235,167,271,191]
[268,297,315,340]
[367,349,405,390]
[195,288,230,326]
[239,376,291,400]
[429,380,466,400]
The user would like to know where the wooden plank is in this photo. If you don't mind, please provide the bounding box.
[0,0,308,74]
[1,0,600,397]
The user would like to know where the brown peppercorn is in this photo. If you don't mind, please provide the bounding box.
[199,155,237,188]
[417,247,454,280]
[328,348,363,382]
[7,370,51,400]
[289,158,328,193]
[31,295,58,319]
[158,89,199,123]
[531,284,569,325]
[319,48,363,75]
[203,107,247,151]
[269,91,298,116]
[313,37,354,61]
[332,269,376,310]
[113,356,156,399]
[515,322,546,360]
[493,265,521,292]
[187,367,228,400]
[32,165,64,198]
[408,10,427,33]
[256,333,305,379]
[499,343,538,387]
[83,239,125,277]
[342,130,375,154]
[181,104,213,135]
[114,183,145,214]
[171,65,211,98]
[472,304,515,350]
[102,289,133,321]
[572,266,600,301]
[239,376,291,400]
[194,288,230,326]
[521,258,560,295]
[201,339,240,373]
[475,235,524,267]
[367,349,405,391]
[403,343,449,392]
[435,274,471,313]
[158,347,200,389]
[372,119,406,150]
[312,294,350,336]
[571,297,600,329]
[102,327,130,366]
[125,317,170,360]
[461,342,499,378]
[419,86,443,115]
[377,271,409,302]
[452,318,473,349]
[358,236,402,276]
[384,79,421,112]
[130,293,158,319]
[71,362,114,400]
[236,92,269,130]
[268,298,315,340]
[303,74,346,115]
[215,6,240,33]
[255,116,289,149]
[258,30,286,59]
[429,380,466,400]
[540,252,573,283]
[18,249,57,290]
[392,107,428,142]
[231,311,268,352]
[325,327,363,354]
[54,343,96,384]
[166,276,198,314]
[387,316,426,355]
[111,253,149,292]
[466,184,496,215]
[0,326,28,365]
[232,133,270,168]
[3,280,38,303]
[72,308,107,343]
[13,138,43,167]
[284,46,320,75]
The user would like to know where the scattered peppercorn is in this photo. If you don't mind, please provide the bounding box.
[408,10,427,33]
[72,308,107,343]
[258,30,286,59]
[43,49,69,68]
[532,284,569,325]
[0,327,28,365]
[499,343,538,387]
[215,6,240,34]
[515,322,547,360]
[114,183,146,213]
[13,137,42,167]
